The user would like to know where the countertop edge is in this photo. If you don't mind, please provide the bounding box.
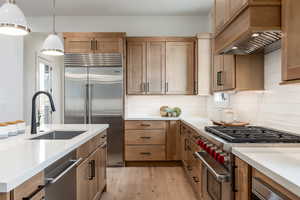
[232,148,300,197]
[0,125,109,193]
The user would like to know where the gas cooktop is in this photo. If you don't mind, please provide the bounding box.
[204,126,300,143]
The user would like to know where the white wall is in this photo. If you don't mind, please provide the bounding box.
[27,16,210,36]
[0,35,23,122]
[23,33,64,125]
[126,96,207,117]
[208,49,300,134]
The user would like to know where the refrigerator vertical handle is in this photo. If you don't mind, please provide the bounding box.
[89,84,94,124]
[85,84,89,124]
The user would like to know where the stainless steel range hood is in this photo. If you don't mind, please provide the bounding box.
[215,2,282,55]
[220,31,282,55]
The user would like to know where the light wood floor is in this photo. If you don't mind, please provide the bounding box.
[101,166,198,200]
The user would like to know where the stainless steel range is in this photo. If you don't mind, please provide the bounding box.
[193,125,300,200]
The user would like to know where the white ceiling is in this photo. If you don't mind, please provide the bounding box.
[0,0,213,16]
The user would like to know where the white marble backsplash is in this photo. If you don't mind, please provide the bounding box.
[126,95,207,118]
[208,49,300,134]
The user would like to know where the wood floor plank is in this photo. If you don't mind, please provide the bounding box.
[101,167,198,200]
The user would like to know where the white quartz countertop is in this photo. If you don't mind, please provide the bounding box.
[0,124,108,193]
[125,115,181,120]
[232,147,300,197]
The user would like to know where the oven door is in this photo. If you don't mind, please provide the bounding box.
[195,151,232,200]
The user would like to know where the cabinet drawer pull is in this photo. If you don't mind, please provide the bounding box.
[89,160,96,180]
[22,185,45,200]
[140,123,151,127]
[140,152,151,155]
[140,136,152,139]
[192,176,200,183]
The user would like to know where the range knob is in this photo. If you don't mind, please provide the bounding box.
[217,153,229,164]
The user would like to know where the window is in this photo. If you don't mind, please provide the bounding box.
[36,57,53,127]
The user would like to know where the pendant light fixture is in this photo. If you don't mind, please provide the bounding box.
[41,0,64,56]
[0,0,30,36]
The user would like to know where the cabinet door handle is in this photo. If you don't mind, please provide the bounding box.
[22,185,45,200]
[91,40,93,50]
[217,71,223,86]
[193,176,200,183]
[165,82,169,92]
[95,40,98,50]
[140,152,151,155]
[140,123,151,127]
[89,160,96,180]
[147,82,150,92]
[140,136,151,139]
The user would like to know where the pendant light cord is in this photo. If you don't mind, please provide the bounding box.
[53,0,56,34]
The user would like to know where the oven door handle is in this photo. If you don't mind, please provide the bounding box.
[46,158,82,184]
[195,151,230,182]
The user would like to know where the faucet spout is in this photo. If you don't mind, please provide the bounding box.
[31,91,56,134]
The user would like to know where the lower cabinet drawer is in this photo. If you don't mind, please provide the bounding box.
[125,130,166,145]
[125,121,166,130]
[125,145,166,161]
[12,172,45,200]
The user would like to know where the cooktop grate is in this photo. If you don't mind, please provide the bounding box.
[205,126,300,143]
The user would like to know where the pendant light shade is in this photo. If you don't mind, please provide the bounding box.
[0,1,30,36]
[41,33,64,56]
[41,0,64,56]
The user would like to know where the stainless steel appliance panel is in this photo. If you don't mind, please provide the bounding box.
[45,151,80,200]
[64,67,88,124]
[89,67,123,117]
[89,67,124,167]
[195,151,232,200]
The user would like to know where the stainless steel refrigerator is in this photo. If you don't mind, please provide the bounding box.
[64,53,124,167]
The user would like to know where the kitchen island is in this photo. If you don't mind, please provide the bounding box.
[0,124,108,200]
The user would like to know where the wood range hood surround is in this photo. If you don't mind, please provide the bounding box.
[215,0,282,55]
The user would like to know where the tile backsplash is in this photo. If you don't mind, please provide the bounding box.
[126,95,207,117]
[208,49,300,134]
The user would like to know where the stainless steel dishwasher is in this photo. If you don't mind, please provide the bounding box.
[44,151,82,200]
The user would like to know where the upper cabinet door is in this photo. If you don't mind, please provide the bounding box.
[127,42,147,94]
[212,55,224,92]
[146,42,166,94]
[223,55,236,90]
[282,0,300,81]
[64,37,94,53]
[166,42,195,95]
[94,38,123,53]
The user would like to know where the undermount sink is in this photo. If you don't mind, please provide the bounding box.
[30,131,86,140]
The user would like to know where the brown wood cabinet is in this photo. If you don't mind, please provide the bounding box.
[212,53,264,92]
[147,42,166,94]
[64,32,125,54]
[234,157,251,200]
[127,41,147,94]
[126,37,196,95]
[282,0,300,82]
[166,42,195,95]
[125,120,167,161]
[64,37,95,53]
[76,133,107,200]
[98,143,107,193]
[166,121,181,161]
[229,0,247,17]
[11,172,45,200]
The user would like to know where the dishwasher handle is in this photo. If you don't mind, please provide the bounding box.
[46,158,82,184]
[195,151,230,182]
